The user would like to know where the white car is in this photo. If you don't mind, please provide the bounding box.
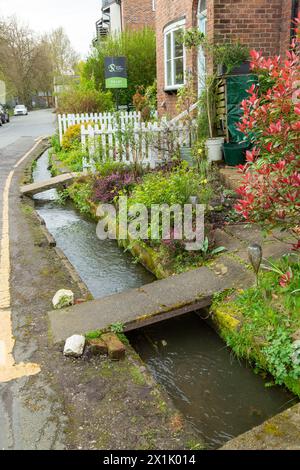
[14,105,28,116]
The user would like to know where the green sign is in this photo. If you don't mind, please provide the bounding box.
[105,57,127,89]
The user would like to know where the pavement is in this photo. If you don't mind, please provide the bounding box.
[0,110,66,449]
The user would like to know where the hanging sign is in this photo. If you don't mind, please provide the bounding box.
[105,57,127,89]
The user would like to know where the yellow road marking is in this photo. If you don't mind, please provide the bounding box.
[0,139,44,383]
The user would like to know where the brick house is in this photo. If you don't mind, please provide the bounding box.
[96,0,155,38]
[156,0,300,117]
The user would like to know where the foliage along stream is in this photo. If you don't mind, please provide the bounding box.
[33,150,297,449]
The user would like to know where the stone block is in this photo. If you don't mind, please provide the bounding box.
[64,335,85,357]
[88,338,108,356]
[102,333,126,361]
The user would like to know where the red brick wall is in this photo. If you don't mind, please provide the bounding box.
[214,0,282,55]
[156,0,298,117]
[121,0,155,30]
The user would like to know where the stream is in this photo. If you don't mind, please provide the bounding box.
[33,150,155,297]
[32,150,297,449]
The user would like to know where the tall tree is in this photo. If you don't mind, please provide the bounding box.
[0,17,40,105]
[45,27,79,77]
[0,17,79,106]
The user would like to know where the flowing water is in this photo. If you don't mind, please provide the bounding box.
[32,150,155,298]
[32,150,297,449]
[128,313,297,449]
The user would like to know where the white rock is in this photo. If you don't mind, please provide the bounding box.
[52,289,74,309]
[64,335,85,357]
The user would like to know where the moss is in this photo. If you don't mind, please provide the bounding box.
[98,361,114,378]
[263,422,283,437]
[96,431,111,449]
[224,251,251,269]
[282,376,300,398]
[130,366,146,386]
[21,204,34,215]
[85,330,102,340]
[212,303,241,333]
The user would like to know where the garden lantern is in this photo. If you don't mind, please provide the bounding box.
[248,243,262,287]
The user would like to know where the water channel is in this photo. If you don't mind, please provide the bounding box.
[32,150,297,449]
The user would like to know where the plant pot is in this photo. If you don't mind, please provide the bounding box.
[222,141,250,166]
[218,61,251,76]
[180,146,194,166]
[205,137,224,162]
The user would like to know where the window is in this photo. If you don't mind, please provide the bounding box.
[164,19,186,90]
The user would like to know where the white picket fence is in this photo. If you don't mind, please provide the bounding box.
[58,110,150,144]
[81,120,197,171]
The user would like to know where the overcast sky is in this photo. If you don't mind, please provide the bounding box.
[0,0,102,57]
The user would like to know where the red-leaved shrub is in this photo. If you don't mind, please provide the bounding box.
[235,14,300,248]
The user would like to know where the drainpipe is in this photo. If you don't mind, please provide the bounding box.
[291,0,299,41]
[116,0,123,32]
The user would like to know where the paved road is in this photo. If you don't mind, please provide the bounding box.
[0,109,55,149]
[0,110,55,249]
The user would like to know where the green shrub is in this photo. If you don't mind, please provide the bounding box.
[61,124,82,150]
[219,256,300,390]
[51,133,61,152]
[129,164,212,208]
[96,160,129,177]
[67,179,94,215]
[57,80,113,114]
[83,28,156,106]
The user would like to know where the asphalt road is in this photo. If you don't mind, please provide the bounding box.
[0,109,55,149]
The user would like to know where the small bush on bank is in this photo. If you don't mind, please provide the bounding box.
[216,255,300,394]
[129,163,213,208]
[61,124,82,150]
[58,147,87,172]
[93,172,139,203]
[96,160,132,177]
[67,179,94,215]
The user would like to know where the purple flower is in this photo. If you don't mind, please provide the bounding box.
[93,172,138,203]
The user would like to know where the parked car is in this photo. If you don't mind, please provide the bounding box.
[14,104,28,116]
[0,105,10,124]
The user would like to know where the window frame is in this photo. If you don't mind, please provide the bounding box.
[164,18,186,91]
[197,0,207,95]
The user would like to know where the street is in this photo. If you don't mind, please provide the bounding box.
[0,109,55,149]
